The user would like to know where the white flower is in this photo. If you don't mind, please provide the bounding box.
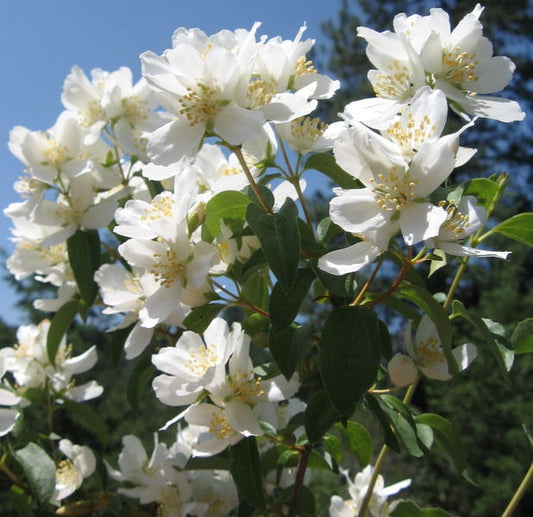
[186,470,239,517]
[275,117,346,155]
[404,315,477,381]
[2,320,102,401]
[331,118,465,246]
[54,439,96,501]
[141,38,265,164]
[95,264,190,359]
[152,317,239,406]
[426,196,510,259]
[9,112,97,184]
[329,466,410,517]
[357,5,524,123]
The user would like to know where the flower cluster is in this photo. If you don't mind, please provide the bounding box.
[0,4,527,516]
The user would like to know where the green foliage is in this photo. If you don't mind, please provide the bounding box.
[12,443,55,507]
[319,306,382,416]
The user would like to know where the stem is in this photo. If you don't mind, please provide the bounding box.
[502,462,533,517]
[0,459,29,492]
[443,258,469,311]
[351,257,384,307]
[288,443,312,517]
[368,249,413,309]
[358,381,418,517]
[278,138,314,229]
[231,146,272,213]
[210,279,270,318]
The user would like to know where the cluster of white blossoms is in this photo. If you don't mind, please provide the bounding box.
[107,431,238,516]
[0,320,102,403]
[329,466,411,517]
[1,3,526,514]
[152,317,300,456]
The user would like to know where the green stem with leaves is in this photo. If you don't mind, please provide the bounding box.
[358,381,418,517]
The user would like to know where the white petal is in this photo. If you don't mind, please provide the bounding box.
[215,104,265,145]
[225,401,262,437]
[63,346,98,375]
[66,381,103,402]
[400,203,447,245]
[147,119,204,165]
[318,241,381,275]
[0,409,19,436]
[388,354,418,387]
[452,343,478,372]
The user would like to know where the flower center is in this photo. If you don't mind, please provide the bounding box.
[43,136,69,167]
[141,193,175,222]
[440,202,471,239]
[150,249,185,288]
[184,345,220,376]
[225,369,264,407]
[373,60,413,100]
[294,56,317,76]
[417,337,444,366]
[247,78,277,108]
[179,83,223,126]
[209,411,235,440]
[56,459,81,491]
[79,100,106,127]
[443,47,479,85]
[386,113,437,156]
[290,116,328,147]
[122,96,149,125]
[369,169,418,211]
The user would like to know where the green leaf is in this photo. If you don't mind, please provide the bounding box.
[229,437,265,509]
[8,484,33,516]
[365,394,401,452]
[398,281,457,376]
[127,352,155,412]
[110,325,133,367]
[270,268,315,329]
[13,442,56,506]
[323,433,343,464]
[67,229,100,310]
[452,301,513,382]
[391,500,450,517]
[304,152,361,189]
[319,306,382,416]
[246,199,300,291]
[183,303,226,333]
[429,248,447,277]
[464,177,499,208]
[203,190,251,238]
[337,421,374,468]
[317,217,343,245]
[62,399,109,446]
[313,262,357,299]
[269,324,311,380]
[304,389,341,443]
[380,395,429,457]
[512,318,533,354]
[492,213,533,247]
[416,413,467,474]
[47,300,79,364]
[241,270,269,314]
[378,319,393,360]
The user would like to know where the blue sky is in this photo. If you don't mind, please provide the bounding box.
[0,0,344,325]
